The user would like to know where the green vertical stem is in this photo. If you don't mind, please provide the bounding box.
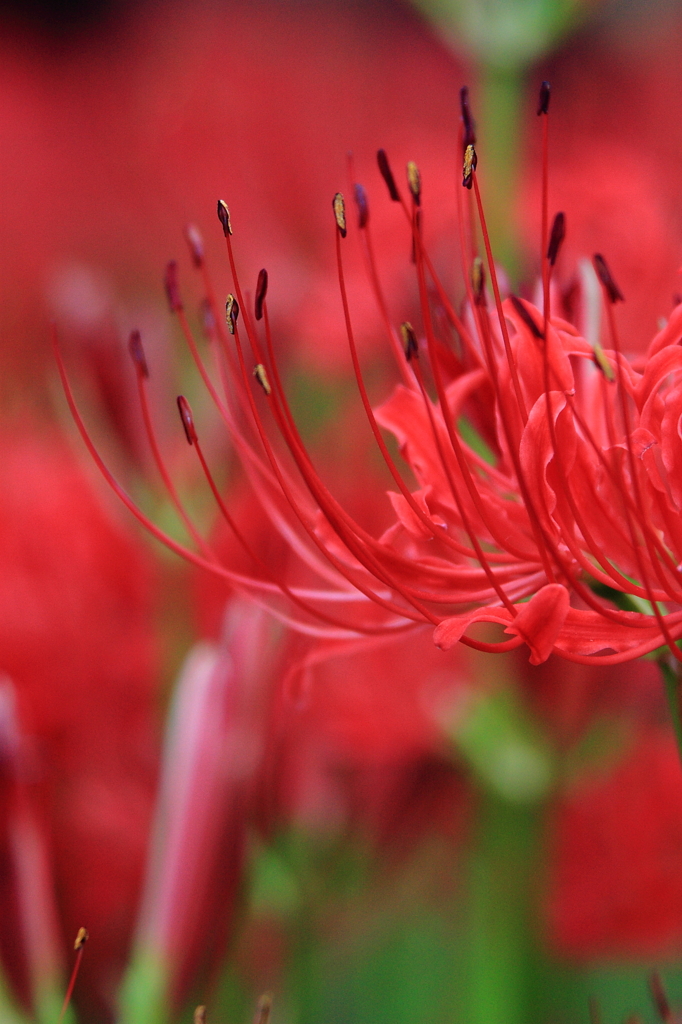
[475,62,526,280]
[659,658,682,766]
[465,790,542,1024]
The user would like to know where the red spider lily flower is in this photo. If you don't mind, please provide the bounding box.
[54,82,682,673]
[545,726,682,958]
[0,423,160,1023]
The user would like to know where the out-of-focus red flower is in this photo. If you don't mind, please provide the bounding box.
[0,422,160,1022]
[0,0,464,390]
[545,726,682,958]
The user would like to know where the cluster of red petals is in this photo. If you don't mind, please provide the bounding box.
[56,94,682,674]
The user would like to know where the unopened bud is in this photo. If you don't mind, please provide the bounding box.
[547,212,566,266]
[400,322,418,361]
[537,81,551,116]
[226,294,239,334]
[406,161,421,206]
[217,199,233,236]
[354,183,369,229]
[377,149,400,202]
[255,269,268,321]
[593,253,624,304]
[74,928,89,951]
[462,145,477,190]
[460,86,476,148]
[332,193,347,238]
[128,329,149,378]
[177,395,197,445]
[253,363,272,395]
[164,261,183,312]
[185,224,205,268]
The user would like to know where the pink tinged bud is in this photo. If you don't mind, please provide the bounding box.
[0,678,63,1016]
[129,602,275,1011]
[164,261,183,313]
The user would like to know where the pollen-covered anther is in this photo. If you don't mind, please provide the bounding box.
[177,395,198,445]
[354,183,369,229]
[332,193,347,238]
[255,269,268,321]
[184,224,205,268]
[537,80,551,116]
[593,253,625,304]
[400,321,418,361]
[547,211,566,266]
[225,293,239,334]
[377,149,400,202]
[460,85,476,149]
[253,363,272,395]
[164,260,183,312]
[407,161,421,206]
[592,339,616,382]
[128,329,149,378]
[217,199,233,236]
[462,144,477,190]
[74,927,89,951]
[471,256,485,305]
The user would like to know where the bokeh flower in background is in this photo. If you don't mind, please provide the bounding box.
[6,0,682,1022]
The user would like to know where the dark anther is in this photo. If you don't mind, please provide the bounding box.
[255,269,269,321]
[177,395,197,445]
[462,144,477,190]
[460,86,476,148]
[401,322,418,361]
[354,183,369,229]
[537,81,551,116]
[217,199,233,236]
[593,253,624,304]
[185,224,205,268]
[226,294,240,334]
[649,973,672,1023]
[164,261,183,313]
[547,212,566,266]
[332,193,347,238]
[471,257,485,305]
[510,296,544,340]
[128,329,149,378]
[407,161,421,206]
[377,149,400,202]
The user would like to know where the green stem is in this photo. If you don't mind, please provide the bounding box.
[658,658,682,765]
[465,790,541,1024]
[475,62,526,280]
